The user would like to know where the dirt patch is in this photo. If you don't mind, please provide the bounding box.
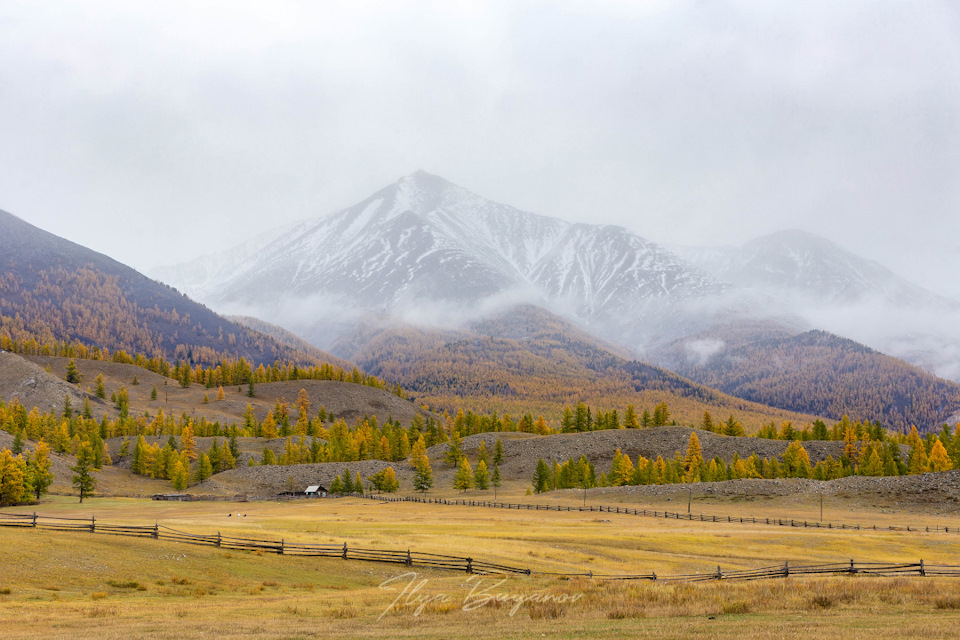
[0,351,106,417]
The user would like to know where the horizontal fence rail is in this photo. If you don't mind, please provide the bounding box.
[357,493,960,535]
[2,510,959,583]
[0,511,528,576]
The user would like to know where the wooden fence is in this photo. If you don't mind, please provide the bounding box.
[358,493,960,535]
[3,510,959,583]
[0,511,528,576]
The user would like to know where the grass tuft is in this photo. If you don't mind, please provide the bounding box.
[935,597,960,610]
[722,600,750,614]
[106,580,141,589]
[810,594,835,609]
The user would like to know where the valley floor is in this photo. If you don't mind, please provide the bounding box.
[3,494,960,638]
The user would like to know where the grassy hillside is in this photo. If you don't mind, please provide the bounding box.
[18,354,431,427]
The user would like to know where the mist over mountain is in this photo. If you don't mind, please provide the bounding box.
[152,172,960,427]
[674,230,960,381]
[155,171,787,356]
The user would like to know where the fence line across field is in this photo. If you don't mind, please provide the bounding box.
[357,493,960,535]
[2,510,959,583]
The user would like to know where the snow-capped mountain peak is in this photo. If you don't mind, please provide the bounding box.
[154,172,728,347]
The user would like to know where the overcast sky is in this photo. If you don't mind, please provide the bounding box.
[2,1,959,296]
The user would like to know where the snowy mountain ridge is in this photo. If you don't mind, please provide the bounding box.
[153,171,960,382]
[156,171,729,344]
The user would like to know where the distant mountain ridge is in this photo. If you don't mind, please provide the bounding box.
[673,229,960,381]
[150,172,960,428]
[674,229,956,308]
[154,171,758,353]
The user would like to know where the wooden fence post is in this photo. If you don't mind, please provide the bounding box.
[406,549,412,566]
[466,558,473,574]
[783,561,789,577]
[849,559,854,573]
[32,512,37,527]
[716,565,722,580]
[216,532,221,547]
[154,522,159,538]
[342,542,348,560]
[91,515,95,532]
[920,559,925,577]
[280,539,284,555]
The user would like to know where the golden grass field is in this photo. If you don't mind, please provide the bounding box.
[4,490,960,639]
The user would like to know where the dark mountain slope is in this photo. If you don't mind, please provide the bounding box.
[673,330,960,431]
[0,209,339,368]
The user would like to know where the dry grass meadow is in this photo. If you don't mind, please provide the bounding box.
[4,491,960,639]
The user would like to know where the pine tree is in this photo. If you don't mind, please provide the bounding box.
[783,440,812,478]
[196,452,213,483]
[724,415,745,437]
[0,450,28,507]
[928,440,952,472]
[414,454,434,493]
[474,459,490,490]
[410,435,427,467]
[532,458,551,493]
[369,467,400,493]
[65,359,82,384]
[701,411,714,432]
[493,438,504,466]
[382,467,400,492]
[623,405,639,429]
[261,448,277,465]
[492,465,502,501]
[652,402,670,426]
[116,386,129,419]
[683,432,704,480]
[341,468,354,493]
[261,412,278,440]
[611,449,634,486]
[216,386,225,401]
[860,448,884,476]
[181,425,198,462]
[247,381,256,398]
[11,432,23,456]
[170,459,189,491]
[95,374,106,399]
[354,471,364,494]
[150,385,158,401]
[445,430,464,467]
[477,441,489,466]
[71,441,96,503]
[220,444,236,471]
[453,457,473,492]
